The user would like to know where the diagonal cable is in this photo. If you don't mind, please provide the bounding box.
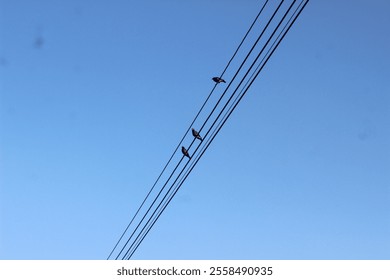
[126,0,309,259]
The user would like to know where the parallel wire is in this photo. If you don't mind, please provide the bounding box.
[178,0,309,214]
[114,157,184,259]
[220,0,270,78]
[197,0,282,136]
[124,0,309,259]
[120,0,283,259]
[127,0,309,259]
[107,0,270,260]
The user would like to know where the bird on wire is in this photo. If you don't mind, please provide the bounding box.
[212,77,226,83]
[191,128,203,141]
[181,146,191,159]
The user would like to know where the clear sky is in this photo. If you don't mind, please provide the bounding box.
[1,0,389,260]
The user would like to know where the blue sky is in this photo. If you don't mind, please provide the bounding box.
[1,0,389,259]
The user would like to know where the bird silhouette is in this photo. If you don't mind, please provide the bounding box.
[192,128,203,141]
[212,77,226,83]
[181,146,191,159]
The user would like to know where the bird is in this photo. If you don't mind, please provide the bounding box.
[192,128,203,141]
[181,146,191,159]
[212,77,226,83]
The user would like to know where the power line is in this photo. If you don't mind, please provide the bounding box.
[107,0,270,260]
[121,0,289,258]
[118,0,286,259]
[123,0,309,259]
[127,0,309,259]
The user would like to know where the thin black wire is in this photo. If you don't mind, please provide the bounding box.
[114,155,186,259]
[107,0,270,260]
[120,0,282,259]
[124,0,292,257]
[169,0,284,190]
[199,0,294,142]
[128,0,308,259]
[126,0,309,259]
[197,0,283,136]
[220,0,270,78]
[123,0,298,259]
[122,0,291,258]
[183,0,308,198]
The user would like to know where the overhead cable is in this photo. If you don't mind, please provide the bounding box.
[118,0,285,259]
[123,0,309,259]
[107,0,270,260]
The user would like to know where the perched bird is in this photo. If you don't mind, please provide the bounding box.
[192,128,203,141]
[212,77,226,83]
[181,146,191,159]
